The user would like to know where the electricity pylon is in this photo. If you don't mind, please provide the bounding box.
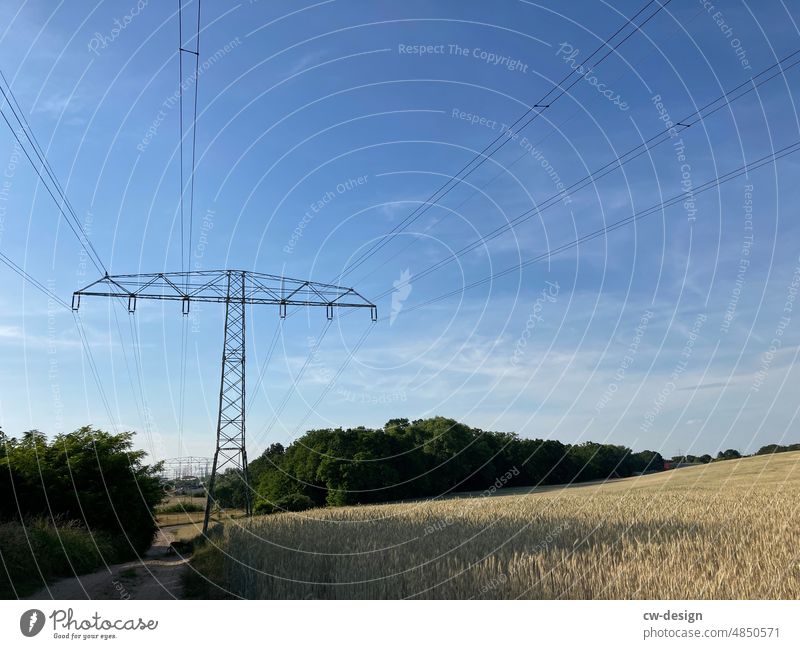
[73,269,377,532]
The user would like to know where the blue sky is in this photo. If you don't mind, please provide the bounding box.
[1,0,799,461]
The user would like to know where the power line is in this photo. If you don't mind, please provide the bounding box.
[177,315,189,453]
[121,311,155,453]
[188,0,201,272]
[365,48,800,303]
[0,251,70,310]
[0,67,150,443]
[336,0,672,281]
[110,306,153,452]
[0,249,122,437]
[176,0,202,457]
[389,139,800,317]
[178,0,185,275]
[178,0,202,277]
[73,312,119,433]
[0,71,107,275]
[348,4,710,287]
[0,117,105,276]
[0,102,104,276]
[286,322,374,443]
[246,319,282,413]
[281,0,678,326]
[250,319,333,448]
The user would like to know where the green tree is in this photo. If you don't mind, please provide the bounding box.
[0,427,163,554]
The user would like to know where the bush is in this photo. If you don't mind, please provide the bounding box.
[156,501,205,514]
[253,493,316,515]
[0,427,163,555]
[0,518,119,597]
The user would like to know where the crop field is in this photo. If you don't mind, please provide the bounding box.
[192,452,800,599]
[156,497,246,542]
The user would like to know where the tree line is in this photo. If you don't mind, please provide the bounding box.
[212,417,663,513]
[207,417,800,513]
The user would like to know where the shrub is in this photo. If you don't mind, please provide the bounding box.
[253,493,316,515]
[156,501,205,514]
[0,518,119,597]
[0,427,163,555]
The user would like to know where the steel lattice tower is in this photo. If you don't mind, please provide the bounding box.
[73,269,376,532]
[207,270,249,527]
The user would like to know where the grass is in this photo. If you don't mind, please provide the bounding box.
[188,451,800,599]
[158,502,247,544]
[156,500,206,514]
[0,518,121,598]
[182,529,234,599]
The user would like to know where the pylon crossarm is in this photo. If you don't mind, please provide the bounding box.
[159,274,190,298]
[283,280,311,301]
[248,275,286,302]
[187,271,229,298]
[72,270,376,313]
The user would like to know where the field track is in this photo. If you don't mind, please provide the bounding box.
[26,528,187,600]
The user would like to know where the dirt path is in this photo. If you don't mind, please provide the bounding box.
[27,527,189,600]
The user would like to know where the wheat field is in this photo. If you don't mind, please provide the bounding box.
[195,452,800,599]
